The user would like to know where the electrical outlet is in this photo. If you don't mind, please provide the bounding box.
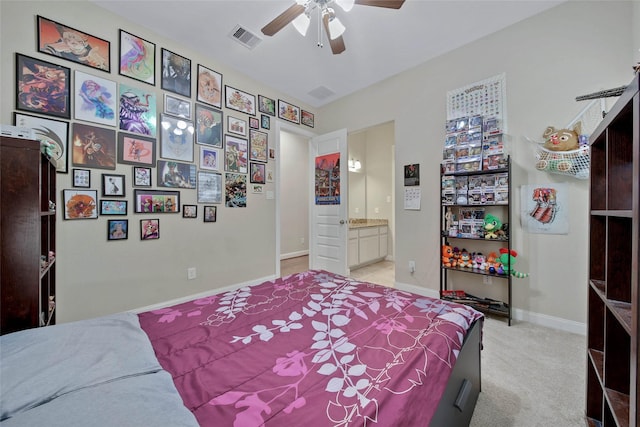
[409,260,416,273]
[483,275,492,285]
[187,267,197,280]
[300,237,305,244]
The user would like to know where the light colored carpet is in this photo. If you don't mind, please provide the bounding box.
[470,317,586,426]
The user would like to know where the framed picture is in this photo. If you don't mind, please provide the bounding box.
[74,70,117,126]
[71,122,116,169]
[225,85,256,115]
[249,129,268,163]
[195,103,223,147]
[261,114,270,130]
[101,200,127,215]
[16,53,70,119]
[249,117,259,129]
[258,95,275,116]
[182,204,197,218]
[157,160,196,188]
[119,30,155,85]
[203,206,217,222]
[164,94,191,119]
[161,48,191,97]
[278,99,300,124]
[252,185,264,194]
[225,173,247,208]
[200,146,220,171]
[250,162,266,184]
[197,171,222,204]
[119,83,157,137]
[73,168,91,188]
[62,189,98,219]
[227,116,246,136]
[301,110,315,128]
[140,219,160,240]
[224,135,248,173]
[107,219,128,241]
[37,16,110,72]
[133,166,152,187]
[159,114,194,162]
[102,173,125,197]
[269,148,276,160]
[196,64,222,108]
[134,189,180,213]
[266,169,274,182]
[14,112,69,173]
[117,133,156,167]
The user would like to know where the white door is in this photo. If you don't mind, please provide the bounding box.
[309,129,348,276]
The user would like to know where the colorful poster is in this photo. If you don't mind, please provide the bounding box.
[315,153,340,205]
[520,183,569,234]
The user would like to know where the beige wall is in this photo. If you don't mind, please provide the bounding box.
[0,0,316,322]
[317,1,635,328]
[280,131,309,258]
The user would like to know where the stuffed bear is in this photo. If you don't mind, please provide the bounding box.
[542,122,581,152]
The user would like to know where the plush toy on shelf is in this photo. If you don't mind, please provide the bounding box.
[486,252,500,274]
[497,248,529,278]
[442,244,456,268]
[473,252,486,270]
[483,214,504,239]
[459,248,473,268]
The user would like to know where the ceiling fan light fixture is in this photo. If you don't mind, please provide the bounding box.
[324,8,345,39]
[292,12,310,36]
[335,0,355,12]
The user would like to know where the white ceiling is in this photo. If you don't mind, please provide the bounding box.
[91,0,564,108]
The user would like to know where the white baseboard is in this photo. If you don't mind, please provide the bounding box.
[394,281,586,336]
[280,250,309,260]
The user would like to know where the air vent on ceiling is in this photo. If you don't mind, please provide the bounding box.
[308,86,335,100]
[229,25,262,50]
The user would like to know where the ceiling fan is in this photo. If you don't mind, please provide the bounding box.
[261,0,405,55]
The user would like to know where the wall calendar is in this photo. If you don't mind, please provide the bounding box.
[446,73,507,132]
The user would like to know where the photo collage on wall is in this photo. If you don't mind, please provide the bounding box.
[13,14,317,240]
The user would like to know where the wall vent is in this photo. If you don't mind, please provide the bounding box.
[229,25,262,50]
[308,86,335,100]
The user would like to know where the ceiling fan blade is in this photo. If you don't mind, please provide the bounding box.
[261,3,305,36]
[354,0,405,9]
[322,14,346,55]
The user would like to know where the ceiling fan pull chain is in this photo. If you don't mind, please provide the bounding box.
[317,7,323,47]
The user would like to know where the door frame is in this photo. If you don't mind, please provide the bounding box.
[274,119,317,278]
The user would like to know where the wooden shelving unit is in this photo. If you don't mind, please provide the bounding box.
[585,73,639,427]
[0,136,57,335]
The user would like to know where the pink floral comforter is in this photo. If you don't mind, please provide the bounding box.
[138,270,483,426]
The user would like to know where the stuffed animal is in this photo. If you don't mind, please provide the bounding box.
[472,252,486,270]
[442,244,456,268]
[459,248,473,268]
[483,214,503,239]
[542,123,581,152]
[485,252,500,274]
[498,248,529,278]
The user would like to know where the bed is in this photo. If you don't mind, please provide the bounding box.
[1,270,483,426]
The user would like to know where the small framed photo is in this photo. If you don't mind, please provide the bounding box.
[140,219,160,240]
[225,85,256,115]
[117,133,156,167]
[157,160,196,188]
[249,129,268,163]
[74,70,117,126]
[37,15,110,72]
[134,189,180,213]
[100,200,128,215]
[278,99,300,124]
[161,48,191,98]
[258,95,276,116]
[73,169,91,188]
[102,173,125,197]
[195,103,223,147]
[261,114,270,130]
[266,169,274,182]
[249,117,259,129]
[159,114,194,162]
[164,93,191,119]
[227,116,247,136]
[250,162,266,184]
[119,30,155,85]
[107,219,128,241]
[197,171,222,204]
[196,64,222,108]
[252,184,263,194]
[301,110,315,128]
[16,53,71,119]
[62,189,98,219]
[199,146,220,171]
[119,84,157,137]
[203,206,217,223]
[269,148,276,160]
[182,204,197,218]
[133,166,152,187]
[71,122,116,169]
[224,135,248,173]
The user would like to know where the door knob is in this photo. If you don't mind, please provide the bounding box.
[339,220,345,224]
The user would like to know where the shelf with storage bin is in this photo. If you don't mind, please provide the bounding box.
[440,157,513,325]
[585,73,639,427]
